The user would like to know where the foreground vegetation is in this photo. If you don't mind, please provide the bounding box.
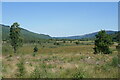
[2,41,118,78]
[1,23,119,78]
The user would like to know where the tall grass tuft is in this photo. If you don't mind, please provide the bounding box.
[72,69,85,79]
[111,56,119,67]
[30,66,41,78]
[16,58,26,78]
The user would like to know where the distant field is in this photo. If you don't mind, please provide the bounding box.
[2,41,118,78]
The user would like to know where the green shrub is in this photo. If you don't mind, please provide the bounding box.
[111,56,119,67]
[33,46,38,56]
[75,42,79,45]
[30,66,41,78]
[63,40,66,43]
[72,70,85,79]
[101,63,111,71]
[4,48,9,53]
[34,46,38,52]
[116,43,120,51]
[54,42,60,45]
[16,58,26,78]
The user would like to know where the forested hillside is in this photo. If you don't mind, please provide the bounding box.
[0,24,51,42]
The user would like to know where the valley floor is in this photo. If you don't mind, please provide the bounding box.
[1,43,118,78]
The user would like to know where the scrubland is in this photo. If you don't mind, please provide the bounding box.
[1,41,119,78]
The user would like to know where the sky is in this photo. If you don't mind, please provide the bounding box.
[2,2,118,37]
[1,0,120,2]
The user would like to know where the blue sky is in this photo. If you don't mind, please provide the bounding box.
[2,2,118,37]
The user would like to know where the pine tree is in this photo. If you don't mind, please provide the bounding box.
[9,22,23,53]
[93,30,113,54]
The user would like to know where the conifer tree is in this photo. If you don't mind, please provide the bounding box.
[93,30,113,54]
[10,22,23,53]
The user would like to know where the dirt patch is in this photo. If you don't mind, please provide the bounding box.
[62,63,76,69]
[81,58,105,65]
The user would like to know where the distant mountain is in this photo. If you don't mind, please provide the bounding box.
[1,24,118,42]
[0,24,52,41]
[55,30,118,39]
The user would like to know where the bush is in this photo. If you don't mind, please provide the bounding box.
[4,48,9,53]
[63,41,66,43]
[111,56,119,67]
[30,66,41,78]
[16,59,26,78]
[33,46,38,56]
[116,43,120,51]
[54,42,60,45]
[34,46,38,52]
[72,70,85,79]
[75,42,79,45]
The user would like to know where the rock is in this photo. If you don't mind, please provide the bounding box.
[87,56,91,59]
[46,63,49,65]
[26,62,29,64]
[16,56,19,60]
[75,64,79,68]
[96,61,99,65]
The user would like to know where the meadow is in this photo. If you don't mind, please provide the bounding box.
[2,40,119,78]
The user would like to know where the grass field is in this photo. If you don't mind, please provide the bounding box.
[2,41,119,78]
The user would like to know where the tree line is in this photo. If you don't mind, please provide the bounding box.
[9,22,120,54]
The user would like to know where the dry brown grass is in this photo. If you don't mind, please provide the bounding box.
[2,43,118,78]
